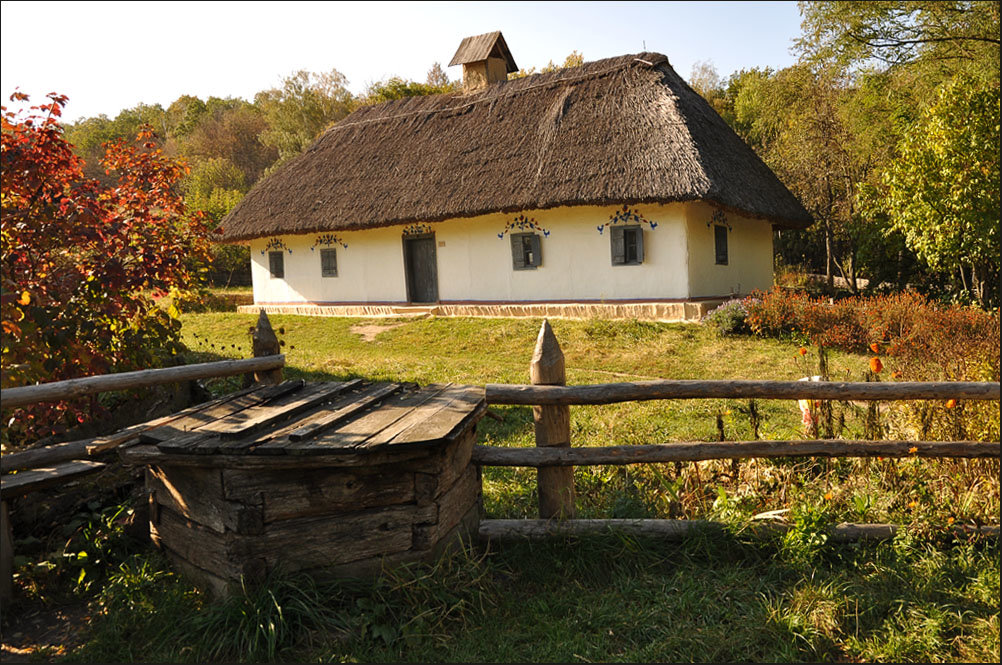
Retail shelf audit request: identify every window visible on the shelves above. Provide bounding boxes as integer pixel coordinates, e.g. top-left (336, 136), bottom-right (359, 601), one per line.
top-left (320, 248), bottom-right (338, 277)
top-left (268, 251), bottom-right (285, 278)
top-left (611, 225), bottom-right (644, 265)
top-left (510, 232), bottom-right (542, 270)
top-left (714, 225), bottom-right (728, 265)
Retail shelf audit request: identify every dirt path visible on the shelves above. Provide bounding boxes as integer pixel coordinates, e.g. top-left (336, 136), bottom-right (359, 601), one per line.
top-left (1, 600), bottom-right (91, 662)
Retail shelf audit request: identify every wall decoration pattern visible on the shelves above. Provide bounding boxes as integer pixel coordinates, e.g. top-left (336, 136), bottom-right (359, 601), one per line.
top-left (597, 205), bottom-right (658, 234)
top-left (497, 214), bottom-right (550, 239)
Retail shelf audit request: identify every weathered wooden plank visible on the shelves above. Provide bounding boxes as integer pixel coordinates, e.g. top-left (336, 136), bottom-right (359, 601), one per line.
top-left (413, 427), bottom-right (477, 503)
top-left (471, 440), bottom-right (1002, 467)
top-left (206, 382), bottom-right (351, 439)
top-left (428, 465), bottom-right (480, 545)
top-left (143, 380), bottom-right (304, 443)
top-left (147, 465), bottom-right (229, 534)
top-left (264, 382), bottom-right (404, 454)
top-left (357, 384), bottom-right (459, 448)
top-left (2, 386), bottom-right (261, 473)
top-left (222, 464), bottom-right (416, 523)
top-left (485, 380), bottom-right (1002, 405)
top-left (120, 443), bottom-right (436, 469)
top-left (1, 501), bottom-right (12, 603)
top-left (151, 505), bottom-right (240, 580)
top-left (297, 384), bottom-right (451, 453)
top-left (477, 519), bottom-right (1000, 542)
top-left (529, 320), bottom-right (574, 520)
top-left (1, 460), bottom-right (107, 499)
top-left (229, 504), bottom-right (436, 570)
top-left (383, 385), bottom-right (486, 446)
top-left (1, 355), bottom-right (286, 409)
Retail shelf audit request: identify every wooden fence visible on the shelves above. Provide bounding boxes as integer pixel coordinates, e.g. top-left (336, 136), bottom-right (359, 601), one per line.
top-left (0, 311), bottom-right (285, 601)
top-left (473, 320), bottom-right (1001, 539)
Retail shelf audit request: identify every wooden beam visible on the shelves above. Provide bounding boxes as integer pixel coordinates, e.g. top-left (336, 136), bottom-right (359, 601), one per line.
top-left (1, 460), bottom-right (107, 499)
top-left (477, 519), bottom-right (1000, 543)
top-left (1, 356), bottom-right (286, 409)
top-left (472, 440), bottom-right (1001, 467)
top-left (485, 380), bottom-right (1001, 406)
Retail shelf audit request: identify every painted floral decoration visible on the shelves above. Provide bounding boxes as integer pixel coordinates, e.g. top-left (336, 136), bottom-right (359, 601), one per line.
top-left (597, 205), bottom-right (658, 234)
top-left (261, 237), bottom-right (292, 255)
top-left (497, 214), bottom-right (550, 239)
top-left (707, 208), bottom-right (732, 231)
top-left (311, 233), bottom-right (348, 250)
top-left (403, 223), bottom-right (435, 236)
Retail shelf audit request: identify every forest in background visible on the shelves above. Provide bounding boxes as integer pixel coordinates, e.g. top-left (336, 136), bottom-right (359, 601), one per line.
top-left (59, 1), bottom-right (999, 305)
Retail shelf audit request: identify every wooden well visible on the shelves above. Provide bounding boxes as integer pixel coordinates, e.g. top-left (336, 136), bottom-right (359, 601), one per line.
top-left (120, 380), bottom-right (485, 596)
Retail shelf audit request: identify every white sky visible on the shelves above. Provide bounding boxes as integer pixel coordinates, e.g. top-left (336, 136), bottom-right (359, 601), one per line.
top-left (1, 0), bottom-right (804, 123)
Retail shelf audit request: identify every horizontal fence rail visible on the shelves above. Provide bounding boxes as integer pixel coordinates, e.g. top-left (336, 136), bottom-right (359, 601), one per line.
top-left (479, 519), bottom-right (1001, 543)
top-left (0, 355), bottom-right (286, 410)
top-left (472, 440), bottom-right (1002, 467)
top-left (485, 380), bottom-right (1002, 406)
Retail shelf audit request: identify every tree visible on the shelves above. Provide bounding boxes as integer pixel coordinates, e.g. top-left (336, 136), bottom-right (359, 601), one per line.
top-left (863, 74), bottom-right (1000, 305)
top-left (425, 62), bottom-right (451, 88)
top-left (1, 93), bottom-right (212, 443)
top-left (797, 0), bottom-right (1000, 73)
top-left (255, 69), bottom-right (354, 170)
top-left (362, 76), bottom-right (451, 104)
top-left (509, 51), bottom-right (585, 79)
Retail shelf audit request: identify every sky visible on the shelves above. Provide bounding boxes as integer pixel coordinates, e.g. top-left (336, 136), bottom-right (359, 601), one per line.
top-left (1, 1), bottom-right (805, 124)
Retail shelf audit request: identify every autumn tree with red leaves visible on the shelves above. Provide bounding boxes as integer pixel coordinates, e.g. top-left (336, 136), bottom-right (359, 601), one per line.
top-left (1, 93), bottom-right (212, 444)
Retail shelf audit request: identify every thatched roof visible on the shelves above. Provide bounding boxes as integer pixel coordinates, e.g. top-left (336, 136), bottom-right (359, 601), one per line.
top-left (448, 31), bottom-right (517, 73)
top-left (220, 52), bottom-right (811, 242)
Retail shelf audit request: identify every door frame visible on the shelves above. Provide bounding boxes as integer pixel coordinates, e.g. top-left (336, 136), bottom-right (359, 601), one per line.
top-left (401, 233), bottom-right (439, 303)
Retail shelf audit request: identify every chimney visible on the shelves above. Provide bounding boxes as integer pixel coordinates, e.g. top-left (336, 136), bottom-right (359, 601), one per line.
top-left (448, 31), bottom-right (518, 92)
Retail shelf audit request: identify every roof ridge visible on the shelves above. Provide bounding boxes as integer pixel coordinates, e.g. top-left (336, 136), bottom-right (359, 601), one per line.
top-left (328, 54), bottom-right (667, 134)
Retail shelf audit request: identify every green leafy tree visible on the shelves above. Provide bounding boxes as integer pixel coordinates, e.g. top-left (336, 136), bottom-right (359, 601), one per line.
top-left (863, 74), bottom-right (1000, 305)
top-left (509, 51), bottom-right (584, 79)
top-left (255, 69), bottom-right (354, 170)
top-left (797, 0), bottom-right (1000, 73)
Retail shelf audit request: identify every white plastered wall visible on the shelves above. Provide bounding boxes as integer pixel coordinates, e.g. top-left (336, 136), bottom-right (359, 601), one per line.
top-left (248, 202), bottom-right (774, 305)
top-left (684, 202), bottom-right (775, 298)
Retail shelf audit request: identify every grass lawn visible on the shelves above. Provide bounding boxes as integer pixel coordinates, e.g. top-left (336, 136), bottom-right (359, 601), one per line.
top-left (12, 313), bottom-right (998, 663)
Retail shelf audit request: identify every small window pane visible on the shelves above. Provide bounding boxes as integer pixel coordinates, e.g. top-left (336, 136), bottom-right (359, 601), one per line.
top-left (715, 225), bottom-right (728, 265)
top-left (269, 251), bottom-right (284, 278)
top-left (321, 248), bottom-right (338, 277)
top-left (511, 232), bottom-right (540, 270)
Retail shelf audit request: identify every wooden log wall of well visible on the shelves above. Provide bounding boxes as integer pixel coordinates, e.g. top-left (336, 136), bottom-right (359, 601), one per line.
top-left (120, 380), bottom-right (486, 596)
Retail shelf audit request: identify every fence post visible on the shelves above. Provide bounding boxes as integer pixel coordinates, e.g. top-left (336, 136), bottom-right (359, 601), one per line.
top-left (251, 310), bottom-right (283, 385)
top-left (531, 319), bottom-right (575, 519)
top-left (1, 500), bottom-right (12, 602)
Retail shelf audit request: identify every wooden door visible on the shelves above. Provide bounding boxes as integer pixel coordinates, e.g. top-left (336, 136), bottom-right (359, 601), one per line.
top-left (403, 234), bottom-right (438, 303)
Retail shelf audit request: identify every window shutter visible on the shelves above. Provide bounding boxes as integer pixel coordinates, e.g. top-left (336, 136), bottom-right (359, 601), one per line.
top-left (321, 248), bottom-right (337, 277)
top-left (269, 251), bottom-right (284, 278)
top-left (634, 228), bottom-right (644, 264)
top-left (715, 225), bottom-right (728, 264)
top-left (529, 234), bottom-right (542, 267)
top-left (611, 226), bottom-right (626, 264)
top-left (511, 234), bottom-right (526, 269)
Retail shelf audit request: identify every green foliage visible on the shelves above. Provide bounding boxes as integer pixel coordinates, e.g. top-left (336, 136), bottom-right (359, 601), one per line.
top-left (254, 69), bottom-right (354, 169)
top-left (796, 0), bottom-right (1001, 74)
top-left (509, 51), bottom-right (584, 79)
top-left (702, 298), bottom-right (750, 335)
top-left (862, 74), bottom-right (1000, 305)
top-left (362, 76), bottom-right (454, 104)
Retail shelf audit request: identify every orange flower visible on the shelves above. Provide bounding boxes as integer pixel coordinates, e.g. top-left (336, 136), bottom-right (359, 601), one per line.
top-left (798, 347), bottom-right (807, 356)
top-left (945, 399), bottom-right (957, 409)
top-left (870, 343), bottom-right (880, 354)
top-left (907, 500), bottom-right (918, 509)
top-left (869, 357), bottom-right (883, 373)
top-left (908, 446), bottom-right (918, 454)
top-left (824, 492), bottom-right (833, 501)
top-left (18, 291), bottom-right (30, 305)
top-left (891, 370), bottom-right (902, 379)
top-left (946, 516), bottom-right (955, 525)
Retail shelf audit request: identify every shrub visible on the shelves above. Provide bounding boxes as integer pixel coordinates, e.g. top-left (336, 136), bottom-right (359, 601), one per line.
top-left (703, 299), bottom-right (751, 335)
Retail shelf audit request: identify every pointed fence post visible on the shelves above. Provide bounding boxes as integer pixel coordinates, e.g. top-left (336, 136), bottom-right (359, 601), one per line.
top-left (251, 310), bottom-right (283, 385)
top-left (531, 320), bottom-right (576, 519)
